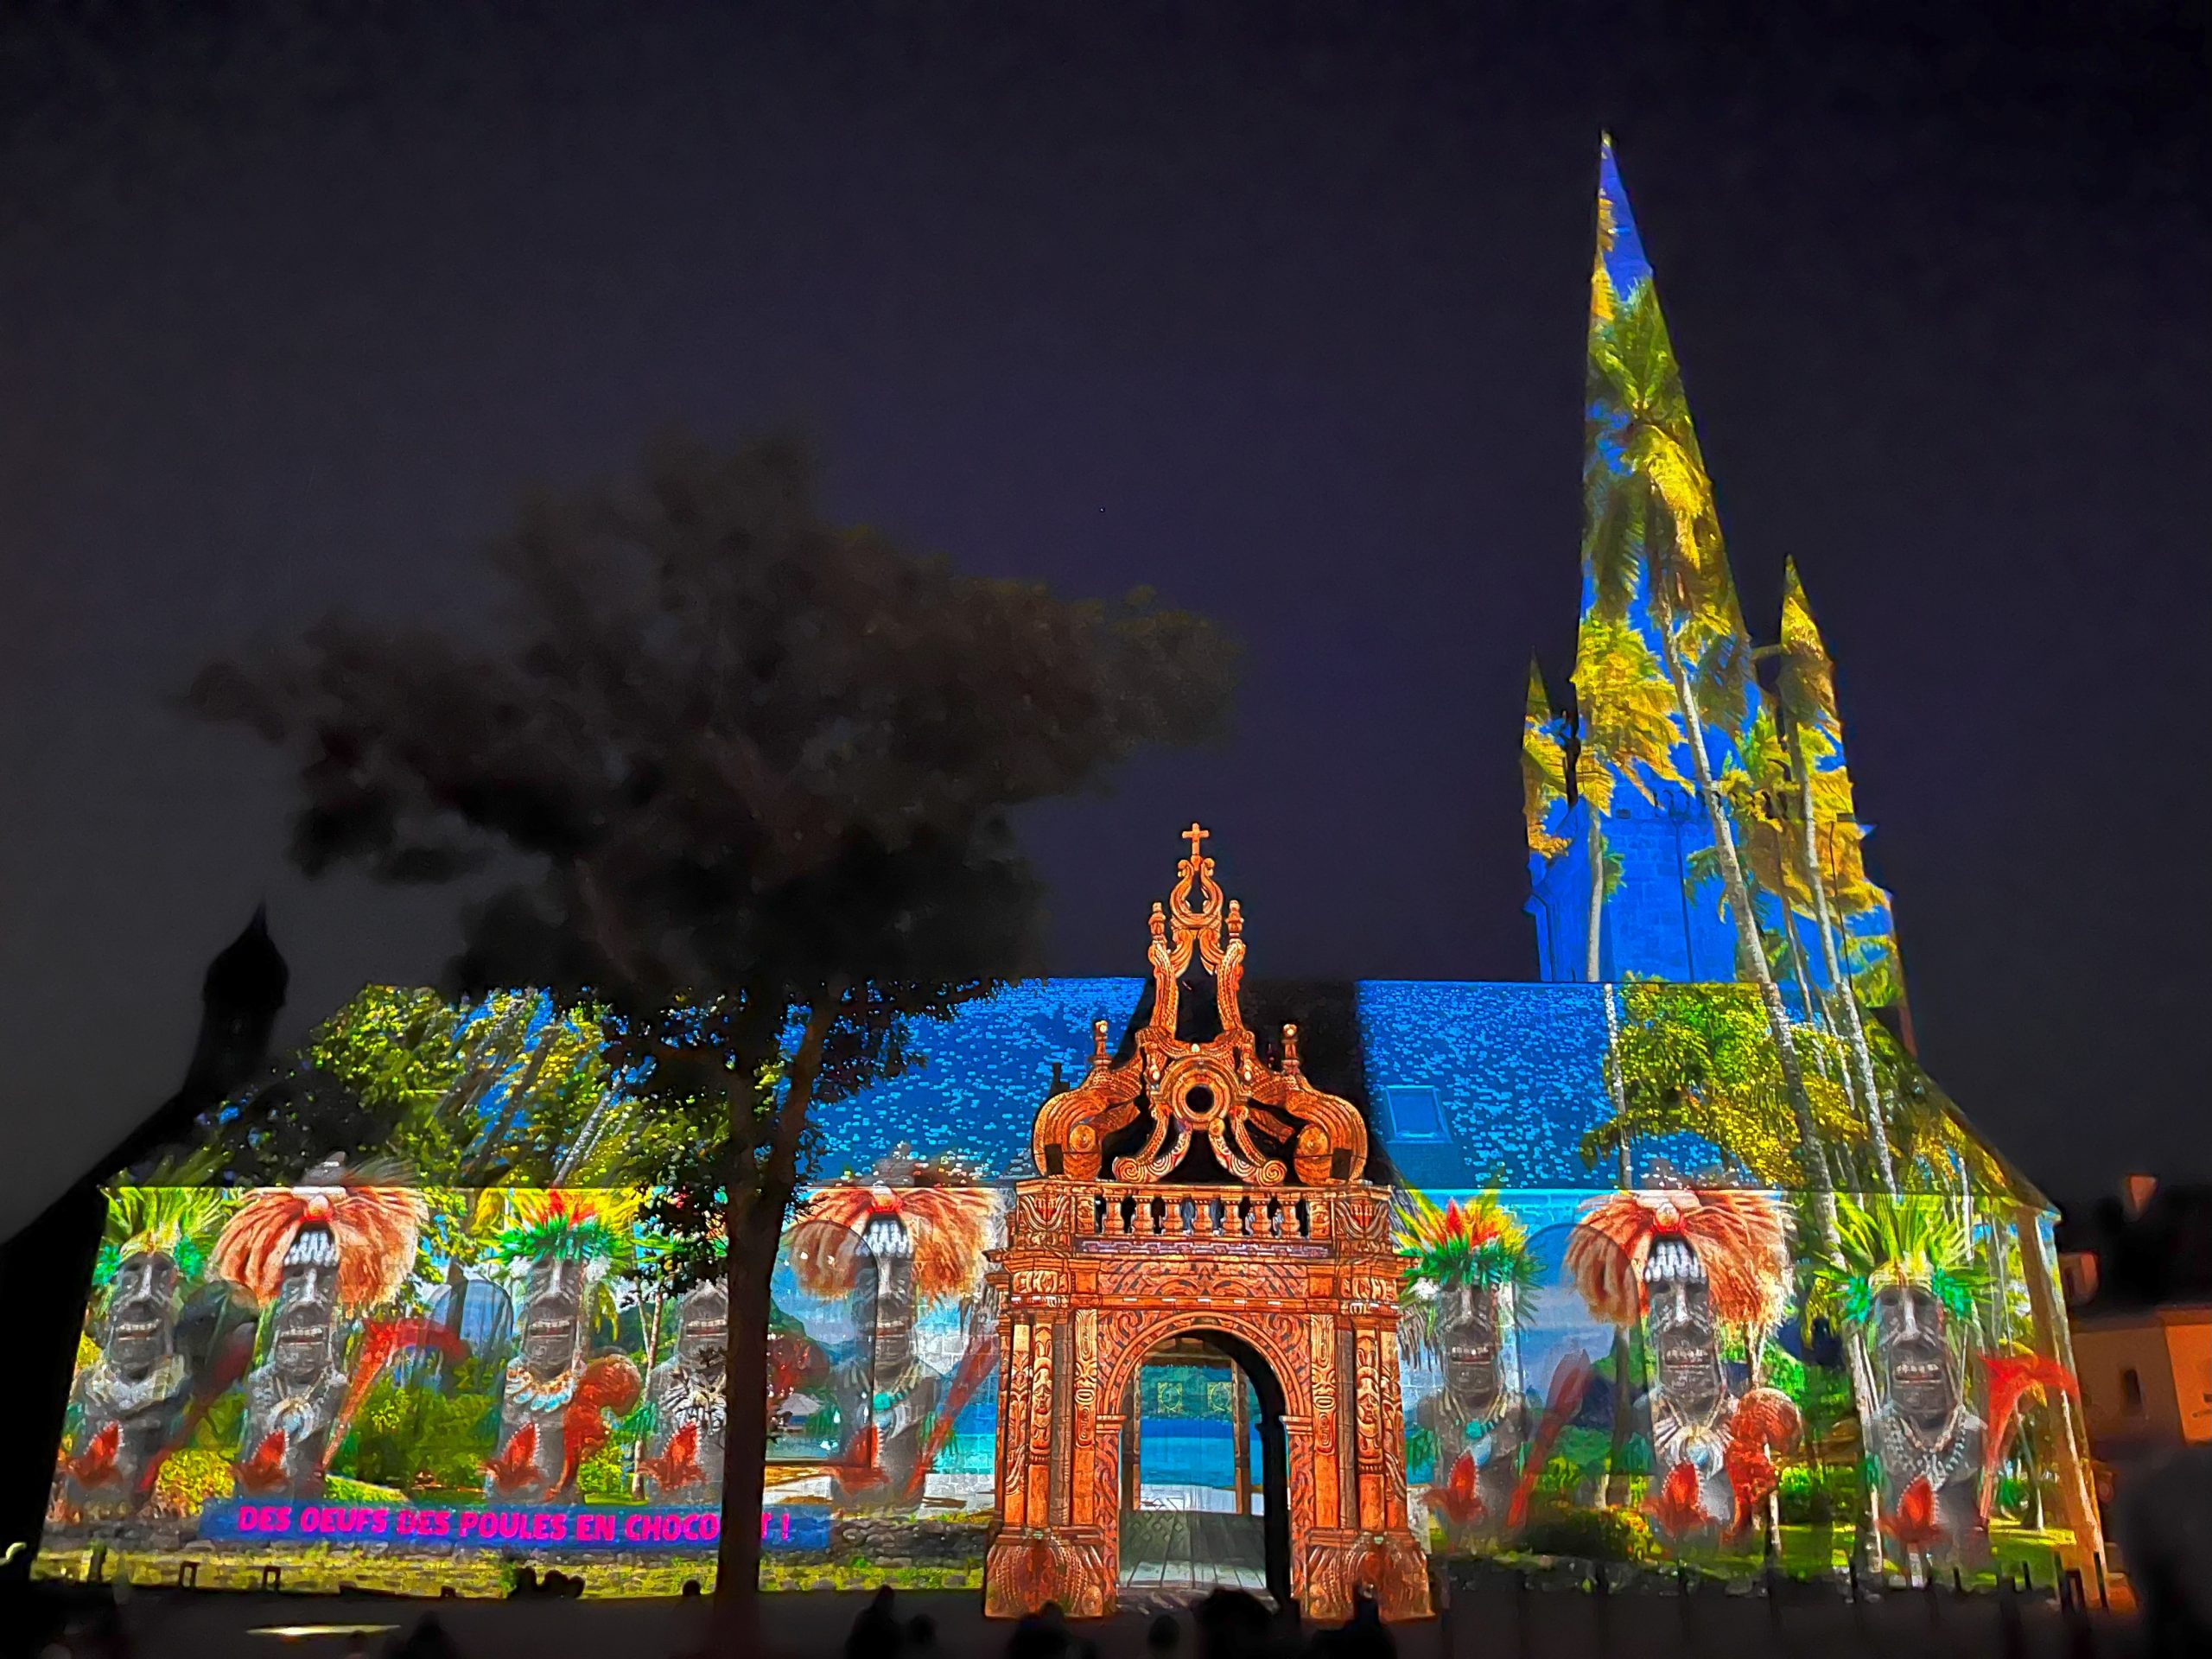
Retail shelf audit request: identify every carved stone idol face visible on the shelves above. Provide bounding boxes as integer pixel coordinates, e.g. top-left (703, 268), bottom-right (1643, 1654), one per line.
top-left (105, 1252), bottom-right (180, 1379)
top-left (863, 1214), bottom-right (918, 1376)
top-left (1435, 1280), bottom-right (1503, 1416)
top-left (270, 1229), bottom-right (340, 1386)
top-left (675, 1283), bottom-right (728, 1371)
top-left (521, 1257), bottom-right (587, 1381)
top-left (1644, 1238), bottom-right (1725, 1421)
top-left (1872, 1283), bottom-right (1959, 1433)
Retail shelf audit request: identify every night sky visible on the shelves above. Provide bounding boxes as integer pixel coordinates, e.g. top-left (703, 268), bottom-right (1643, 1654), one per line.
top-left (3, 3), bottom-right (2205, 1233)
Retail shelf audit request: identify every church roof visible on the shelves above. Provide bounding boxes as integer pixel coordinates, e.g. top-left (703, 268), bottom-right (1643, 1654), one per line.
top-left (804, 975), bottom-right (2033, 1202)
top-left (137, 967), bottom-right (2041, 1205)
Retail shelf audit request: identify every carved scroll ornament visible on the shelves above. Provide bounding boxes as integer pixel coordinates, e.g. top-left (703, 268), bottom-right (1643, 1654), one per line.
top-left (1029, 825), bottom-right (1368, 1186)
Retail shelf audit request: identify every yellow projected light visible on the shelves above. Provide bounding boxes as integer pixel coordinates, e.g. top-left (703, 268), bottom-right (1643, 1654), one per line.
top-left (248, 1625), bottom-right (398, 1642)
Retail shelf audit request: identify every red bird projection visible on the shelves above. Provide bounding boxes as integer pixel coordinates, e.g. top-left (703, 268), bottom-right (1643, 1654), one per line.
top-left (65, 1423), bottom-right (121, 1491)
top-left (1880, 1476), bottom-right (1947, 1558)
top-left (321, 1318), bottom-right (470, 1474)
top-left (640, 1423), bottom-right (705, 1493)
top-left (766, 1331), bottom-right (822, 1407)
top-left (1980, 1353), bottom-right (2078, 1521)
top-left (1504, 1352), bottom-right (1592, 1532)
top-left (1427, 1450), bottom-right (1485, 1531)
top-left (486, 1359), bottom-right (648, 1498)
top-left (235, 1429), bottom-right (291, 1495)
top-left (1722, 1386), bottom-right (1802, 1540)
top-left (555, 1357), bottom-right (645, 1495)
top-left (1645, 1462), bottom-right (1712, 1542)
top-left (823, 1423), bottom-right (887, 1497)
top-left (484, 1422), bottom-right (540, 1497)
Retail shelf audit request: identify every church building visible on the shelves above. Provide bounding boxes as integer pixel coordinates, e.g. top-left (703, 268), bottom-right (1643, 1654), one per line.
top-left (32, 140), bottom-right (2100, 1613)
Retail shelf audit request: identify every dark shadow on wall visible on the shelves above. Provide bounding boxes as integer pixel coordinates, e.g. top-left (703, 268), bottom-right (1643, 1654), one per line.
top-left (1099, 976), bottom-right (1393, 1186)
top-left (0, 911), bottom-right (287, 1559)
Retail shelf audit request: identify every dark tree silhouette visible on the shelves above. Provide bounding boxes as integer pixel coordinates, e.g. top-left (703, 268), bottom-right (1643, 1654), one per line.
top-left (187, 431), bottom-right (1236, 1630)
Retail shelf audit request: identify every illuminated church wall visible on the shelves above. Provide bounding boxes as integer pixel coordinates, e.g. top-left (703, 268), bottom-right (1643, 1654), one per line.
top-left (39, 976), bottom-right (2093, 1597)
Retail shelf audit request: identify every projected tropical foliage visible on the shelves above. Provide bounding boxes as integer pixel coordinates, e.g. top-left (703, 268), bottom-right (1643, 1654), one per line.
top-left (41, 967), bottom-right (2090, 1597)
top-left (48, 1170), bottom-right (1006, 1595)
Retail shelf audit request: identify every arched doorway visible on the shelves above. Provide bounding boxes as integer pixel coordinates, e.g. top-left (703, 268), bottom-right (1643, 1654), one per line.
top-left (1118, 1331), bottom-right (1292, 1608)
top-left (982, 828), bottom-right (1429, 1622)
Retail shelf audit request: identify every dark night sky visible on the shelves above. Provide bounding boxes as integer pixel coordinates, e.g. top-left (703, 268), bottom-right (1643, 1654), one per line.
top-left (3, 3), bottom-right (2206, 1234)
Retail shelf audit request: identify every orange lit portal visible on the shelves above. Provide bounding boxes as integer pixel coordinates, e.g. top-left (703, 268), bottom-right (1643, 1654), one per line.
top-left (986, 829), bottom-right (1429, 1621)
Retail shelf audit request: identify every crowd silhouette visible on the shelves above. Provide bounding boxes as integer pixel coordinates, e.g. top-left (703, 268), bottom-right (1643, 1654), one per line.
top-left (836, 1586), bottom-right (1394, 1659)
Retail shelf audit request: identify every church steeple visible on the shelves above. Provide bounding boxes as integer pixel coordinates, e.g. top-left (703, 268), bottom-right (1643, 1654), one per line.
top-left (1774, 560), bottom-right (1909, 1020)
top-left (180, 904), bottom-right (289, 1102)
top-left (1529, 136), bottom-right (1761, 985)
top-left (1528, 138), bottom-right (1908, 1023)
top-left (1521, 659), bottom-right (1571, 861)
top-left (1580, 133), bottom-right (1760, 750)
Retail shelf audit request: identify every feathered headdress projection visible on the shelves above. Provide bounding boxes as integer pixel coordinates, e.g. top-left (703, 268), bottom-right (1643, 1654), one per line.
top-left (1566, 1184), bottom-right (1792, 1336)
top-left (788, 1165), bottom-right (996, 1308)
top-left (210, 1160), bottom-right (428, 1313)
top-left (1810, 1195), bottom-right (1990, 1332)
top-left (94, 1188), bottom-right (232, 1293)
top-left (1395, 1190), bottom-right (1539, 1354)
top-left (490, 1190), bottom-right (642, 1277)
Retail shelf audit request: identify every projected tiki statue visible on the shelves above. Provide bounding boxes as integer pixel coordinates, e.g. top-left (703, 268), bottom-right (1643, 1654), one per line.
top-left (1567, 1179), bottom-right (1802, 1543)
top-left (486, 1192), bottom-right (642, 1503)
top-left (790, 1160), bottom-right (994, 1511)
top-left (641, 1281), bottom-right (728, 1500)
top-left (1813, 1197), bottom-right (2054, 1574)
top-left (1397, 1191), bottom-right (1537, 1543)
top-left (57, 1193), bottom-right (225, 1520)
top-left (211, 1159), bottom-right (428, 1499)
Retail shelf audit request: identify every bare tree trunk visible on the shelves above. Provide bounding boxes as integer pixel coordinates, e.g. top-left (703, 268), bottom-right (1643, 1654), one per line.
top-left (1779, 906), bottom-right (1823, 1033)
top-left (439, 1258), bottom-right (468, 1397)
top-left (554, 1095), bottom-right (628, 1185)
top-left (1586, 810), bottom-right (1607, 984)
top-left (1659, 624), bottom-right (1836, 1248)
top-left (714, 1184), bottom-right (785, 1648)
top-left (632, 1287), bottom-right (667, 1497)
top-left (1783, 718), bottom-right (1897, 1197)
top-left (460, 1010), bottom-right (564, 1184)
top-left (713, 984), bottom-right (847, 1651)
top-left (1601, 987), bottom-right (1637, 1506)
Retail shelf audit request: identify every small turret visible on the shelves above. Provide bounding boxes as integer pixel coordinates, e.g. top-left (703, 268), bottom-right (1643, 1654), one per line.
top-left (177, 906), bottom-right (289, 1106)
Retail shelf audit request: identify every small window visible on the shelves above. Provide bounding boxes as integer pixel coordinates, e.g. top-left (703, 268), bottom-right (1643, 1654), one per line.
top-left (2120, 1367), bottom-right (2144, 1414)
top-left (1379, 1084), bottom-right (1448, 1142)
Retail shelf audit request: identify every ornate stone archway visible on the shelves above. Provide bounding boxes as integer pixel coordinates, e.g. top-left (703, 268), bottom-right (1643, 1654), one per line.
top-left (982, 828), bottom-right (1428, 1622)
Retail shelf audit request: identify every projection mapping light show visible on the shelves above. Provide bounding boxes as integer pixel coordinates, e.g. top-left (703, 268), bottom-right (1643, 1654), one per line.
top-left (48, 1173), bottom-right (1014, 1595)
top-left (35, 138), bottom-right (2102, 1608)
top-left (41, 963), bottom-right (2094, 1601)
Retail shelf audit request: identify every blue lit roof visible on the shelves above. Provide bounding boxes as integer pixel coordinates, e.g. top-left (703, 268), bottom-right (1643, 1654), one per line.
top-left (812, 976), bottom-right (1724, 1189)
top-left (814, 976), bottom-right (1146, 1180)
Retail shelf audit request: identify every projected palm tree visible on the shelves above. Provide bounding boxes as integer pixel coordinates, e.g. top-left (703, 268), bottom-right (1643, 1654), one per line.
top-left (1774, 562), bottom-right (1900, 1195)
top-left (1520, 661), bottom-right (1573, 864)
top-left (1568, 613), bottom-right (1687, 982)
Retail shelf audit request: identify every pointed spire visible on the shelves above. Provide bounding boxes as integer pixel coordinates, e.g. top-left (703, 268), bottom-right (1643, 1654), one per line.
top-left (1773, 559), bottom-right (1907, 1007)
top-left (1777, 558), bottom-right (1839, 738)
top-left (1521, 659), bottom-right (1571, 859)
top-left (1524, 657), bottom-right (1554, 722)
top-left (1580, 134), bottom-right (1758, 771)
